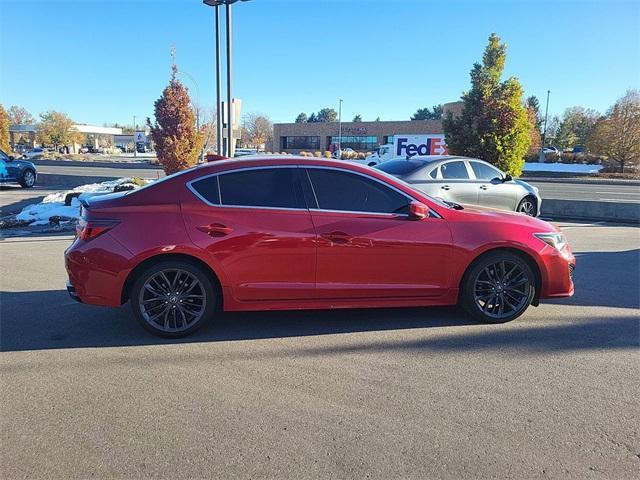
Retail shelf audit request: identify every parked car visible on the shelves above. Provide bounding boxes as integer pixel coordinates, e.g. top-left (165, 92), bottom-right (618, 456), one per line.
top-left (0, 149), bottom-right (37, 188)
top-left (65, 156), bottom-right (574, 338)
top-left (376, 156), bottom-right (542, 216)
top-left (22, 147), bottom-right (45, 159)
top-left (542, 146), bottom-right (560, 155)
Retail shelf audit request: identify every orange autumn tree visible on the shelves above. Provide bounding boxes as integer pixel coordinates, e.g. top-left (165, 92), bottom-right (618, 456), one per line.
top-left (149, 65), bottom-right (202, 175)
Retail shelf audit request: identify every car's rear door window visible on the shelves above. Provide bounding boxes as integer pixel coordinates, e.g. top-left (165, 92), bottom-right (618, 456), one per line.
top-left (440, 161), bottom-right (470, 179)
top-left (190, 176), bottom-right (221, 205)
top-left (306, 168), bottom-right (410, 215)
top-left (218, 167), bottom-right (305, 209)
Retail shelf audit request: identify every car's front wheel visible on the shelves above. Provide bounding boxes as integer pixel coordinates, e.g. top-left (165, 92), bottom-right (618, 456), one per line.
top-left (130, 260), bottom-right (217, 337)
top-left (19, 169), bottom-right (36, 188)
top-left (517, 196), bottom-right (537, 216)
top-left (461, 252), bottom-right (536, 324)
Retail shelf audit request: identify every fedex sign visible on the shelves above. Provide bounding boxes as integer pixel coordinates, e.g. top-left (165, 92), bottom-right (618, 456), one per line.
top-left (394, 135), bottom-right (448, 158)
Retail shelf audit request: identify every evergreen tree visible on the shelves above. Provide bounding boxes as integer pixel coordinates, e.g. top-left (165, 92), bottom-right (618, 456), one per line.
top-left (443, 33), bottom-right (532, 176)
top-left (411, 105), bottom-right (443, 120)
top-left (353, 114), bottom-right (362, 122)
top-left (316, 108), bottom-right (338, 123)
top-left (308, 113), bottom-right (317, 123)
top-left (149, 65), bottom-right (203, 175)
top-left (295, 112), bottom-right (308, 123)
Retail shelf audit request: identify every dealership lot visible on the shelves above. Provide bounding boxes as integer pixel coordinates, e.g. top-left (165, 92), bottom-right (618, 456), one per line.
top-left (1, 221), bottom-right (638, 479)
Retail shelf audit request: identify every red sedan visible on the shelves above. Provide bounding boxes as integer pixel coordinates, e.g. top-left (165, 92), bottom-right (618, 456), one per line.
top-left (65, 157), bottom-right (575, 337)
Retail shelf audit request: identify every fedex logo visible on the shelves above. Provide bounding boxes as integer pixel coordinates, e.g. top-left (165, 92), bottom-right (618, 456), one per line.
top-left (395, 135), bottom-right (448, 157)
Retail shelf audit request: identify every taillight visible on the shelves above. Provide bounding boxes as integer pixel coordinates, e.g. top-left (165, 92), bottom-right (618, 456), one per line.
top-left (75, 218), bottom-right (119, 241)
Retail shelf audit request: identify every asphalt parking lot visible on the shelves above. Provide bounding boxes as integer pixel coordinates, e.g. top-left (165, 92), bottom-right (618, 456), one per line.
top-left (1, 221), bottom-right (639, 479)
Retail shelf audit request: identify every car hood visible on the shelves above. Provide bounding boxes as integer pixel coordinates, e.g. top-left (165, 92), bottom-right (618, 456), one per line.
top-left (451, 204), bottom-right (558, 232)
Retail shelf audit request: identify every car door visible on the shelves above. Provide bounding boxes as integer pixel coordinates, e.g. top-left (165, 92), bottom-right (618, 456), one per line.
top-left (468, 160), bottom-right (519, 211)
top-left (303, 166), bottom-right (452, 299)
top-left (0, 150), bottom-right (18, 181)
top-left (437, 160), bottom-right (478, 205)
top-left (182, 166), bottom-right (317, 302)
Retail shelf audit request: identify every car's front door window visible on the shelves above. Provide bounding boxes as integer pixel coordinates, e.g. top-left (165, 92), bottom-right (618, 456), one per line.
top-left (306, 168), bottom-right (410, 215)
top-left (470, 161), bottom-right (502, 181)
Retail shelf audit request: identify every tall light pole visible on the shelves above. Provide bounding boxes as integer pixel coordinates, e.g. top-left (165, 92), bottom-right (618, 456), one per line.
top-left (203, 0), bottom-right (252, 158)
top-left (539, 90), bottom-right (551, 163)
top-left (337, 98), bottom-right (343, 155)
top-left (133, 115), bottom-right (137, 158)
top-left (215, 6), bottom-right (222, 155)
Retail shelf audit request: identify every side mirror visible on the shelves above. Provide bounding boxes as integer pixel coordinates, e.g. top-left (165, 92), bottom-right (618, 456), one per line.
top-left (503, 174), bottom-right (513, 182)
top-left (408, 201), bottom-right (428, 220)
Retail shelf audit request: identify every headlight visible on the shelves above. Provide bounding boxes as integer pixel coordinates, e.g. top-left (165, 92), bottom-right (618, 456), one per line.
top-left (534, 232), bottom-right (566, 251)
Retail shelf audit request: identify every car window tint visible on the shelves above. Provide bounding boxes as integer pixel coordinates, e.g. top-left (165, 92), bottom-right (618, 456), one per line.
top-left (429, 168), bottom-right (438, 179)
top-left (470, 161), bottom-right (502, 181)
top-left (375, 159), bottom-right (426, 175)
top-left (307, 168), bottom-right (410, 214)
top-left (218, 168), bottom-right (304, 209)
top-left (191, 176), bottom-right (220, 205)
top-left (441, 161), bottom-right (469, 179)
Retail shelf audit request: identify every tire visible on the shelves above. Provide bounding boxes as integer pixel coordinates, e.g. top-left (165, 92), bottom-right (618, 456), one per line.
top-left (460, 252), bottom-right (536, 324)
top-left (516, 196), bottom-right (537, 216)
top-left (130, 260), bottom-right (217, 338)
top-left (19, 169), bottom-right (36, 188)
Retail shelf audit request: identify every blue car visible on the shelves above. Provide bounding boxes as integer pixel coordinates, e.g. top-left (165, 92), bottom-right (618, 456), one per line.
top-left (0, 149), bottom-right (37, 188)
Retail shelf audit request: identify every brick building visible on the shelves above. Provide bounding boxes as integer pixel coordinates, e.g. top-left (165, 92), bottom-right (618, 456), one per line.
top-left (272, 101), bottom-right (462, 154)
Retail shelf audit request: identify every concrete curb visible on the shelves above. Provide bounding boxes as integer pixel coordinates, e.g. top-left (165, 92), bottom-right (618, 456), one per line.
top-left (523, 176), bottom-right (640, 186)
top-left (36, 173), bottom-right (119, 188)
top-left (541, 199), bottom-right (640, 224)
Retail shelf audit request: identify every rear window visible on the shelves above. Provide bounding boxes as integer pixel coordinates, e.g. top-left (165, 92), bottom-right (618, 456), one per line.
top-left (375, 159), bottom-right (426, 175)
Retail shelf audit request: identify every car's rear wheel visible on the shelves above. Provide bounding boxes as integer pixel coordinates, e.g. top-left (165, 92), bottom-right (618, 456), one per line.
top-left (461, 252), bottom-right (535, 324)
top-left (19, 169), bottom-right (36, 188)
top-left (130, 260), bottom-right (216, 338)
top-left (517, 196), bottom-right (537, 216)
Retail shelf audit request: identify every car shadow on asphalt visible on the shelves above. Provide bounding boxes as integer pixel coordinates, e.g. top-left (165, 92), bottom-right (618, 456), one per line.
top-left (548, 249), bottom-right (640, 309)
top-left (0, 290), bottom-right (476, 352)
top-left (1, 289), bottom-right (638, 354)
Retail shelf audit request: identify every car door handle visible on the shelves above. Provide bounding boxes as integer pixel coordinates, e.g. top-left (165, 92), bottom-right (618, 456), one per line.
top-left (197, 223), bottom-right (233, 237)
top-left (479, 185), bottom-right (488, 190)
top-left (441, 185), bottom-right (451, 191)
top-left (321, 231), bottom-right (351, 244)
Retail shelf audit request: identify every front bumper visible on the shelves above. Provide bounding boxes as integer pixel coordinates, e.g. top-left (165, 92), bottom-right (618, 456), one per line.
top-left (66, 281), bottom-right (82, 303)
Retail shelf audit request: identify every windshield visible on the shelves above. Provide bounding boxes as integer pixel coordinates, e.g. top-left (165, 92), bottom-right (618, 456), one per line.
top-left (375, 159), bottom-right (427, 175)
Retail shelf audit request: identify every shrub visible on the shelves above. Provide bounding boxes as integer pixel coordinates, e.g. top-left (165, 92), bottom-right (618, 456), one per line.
top-left (314, 151), bottom-right (322, 158)
top-left (323, 151), bottom-right (331, 159)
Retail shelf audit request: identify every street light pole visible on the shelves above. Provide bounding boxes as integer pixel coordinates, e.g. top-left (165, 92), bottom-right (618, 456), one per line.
top-left (215, 5), bottom-right (222, 156)
top-left (133, 115), bottom-right (137, 158)
top-left (204, 0), bottom-right (251, 158)
top-left (539, 90), bottom-right (551, 163)
top-left (337, 98), bottom-right (343, 156)
top-left (225, 1), bottom-right (234, 158)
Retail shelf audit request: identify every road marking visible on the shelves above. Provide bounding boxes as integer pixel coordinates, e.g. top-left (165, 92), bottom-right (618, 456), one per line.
top-left (594, 191), bottom-right (640, 196)
top-left (599, 198), bottom-right (640, 203)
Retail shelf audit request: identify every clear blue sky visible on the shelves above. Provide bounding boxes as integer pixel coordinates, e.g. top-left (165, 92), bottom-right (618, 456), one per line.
top-left (1, 0), bottom-right (638, 126)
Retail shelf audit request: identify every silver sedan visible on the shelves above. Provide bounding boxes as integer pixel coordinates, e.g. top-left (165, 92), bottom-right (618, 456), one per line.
top-left (376, 155), bottom-right (541, 216)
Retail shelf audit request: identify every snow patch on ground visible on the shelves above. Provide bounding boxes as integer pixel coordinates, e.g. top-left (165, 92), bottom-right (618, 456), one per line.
top-left (523, 162), bottom-right (603, 174)
top-left (15, 178), bottom-right (150, 225)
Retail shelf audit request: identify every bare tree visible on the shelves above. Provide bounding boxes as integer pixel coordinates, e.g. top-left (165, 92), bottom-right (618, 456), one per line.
top-left (242, 113), bottom-right (272, 150)
top-left (588, 90), bottom-right (640, 173)
top-left (8, 105), bottom-right (35, 125)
